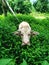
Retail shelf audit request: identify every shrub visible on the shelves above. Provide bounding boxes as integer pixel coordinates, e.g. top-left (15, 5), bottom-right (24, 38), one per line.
top-left (8, 0), bottom-right (32, 14)
top-left (0, 14), bottom-right (49, 65)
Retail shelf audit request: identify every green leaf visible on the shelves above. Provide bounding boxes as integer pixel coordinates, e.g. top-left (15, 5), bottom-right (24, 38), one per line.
top-left (20, 59), bottom-right (28, 65)
top-left (0, 58), bottom-right (15, 65)
top-left (42, 60), bottom-right (49, 65)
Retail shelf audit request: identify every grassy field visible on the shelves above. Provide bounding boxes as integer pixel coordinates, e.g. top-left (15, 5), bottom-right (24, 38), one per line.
top-left (0, 12), bottom-right (49, 65)
top-left (30, 12), bottom-right (49, 19)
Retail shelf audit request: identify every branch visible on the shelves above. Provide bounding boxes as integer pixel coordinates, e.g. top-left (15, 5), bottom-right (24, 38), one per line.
top-left (5, 0), bottom-right (16, 16)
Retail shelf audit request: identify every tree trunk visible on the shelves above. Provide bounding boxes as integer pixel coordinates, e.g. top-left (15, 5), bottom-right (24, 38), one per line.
top-left (2, 0), bottom-right (7, 16)
top-left (1, 0), bottom-right (19, 21)
top-left (5, 0), bottom-right (15, 16)
top-left (2, 0), bottom-right (16, 16)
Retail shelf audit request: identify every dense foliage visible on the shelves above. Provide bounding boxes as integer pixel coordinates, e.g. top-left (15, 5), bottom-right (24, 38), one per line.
top-left (0, 13), bottom-right (49, 65)
top-left (33, 0), bottom-right (49, 12)
top-left (8, 0), bottom-right (32, 14)
top-left (0, 0), bottom-right (49, 14)
top-left (0, 0), bottom-right (33, 14)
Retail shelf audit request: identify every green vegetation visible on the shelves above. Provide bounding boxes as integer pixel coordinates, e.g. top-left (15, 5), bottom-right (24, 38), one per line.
top-left (8, 0), bottom-right (32, 14)
top-left (0, 58), bottom-right (15, 65)
top-left (0, 0), bottom-right (33, 14)
top-left (0, 0), bottom-right (49, 15)
top-left (0, 0), bottom-right (49, 65)
top-left (0, 13), bottom-right (49, 65)
top-left (33, 0), bottom-right (49, 12)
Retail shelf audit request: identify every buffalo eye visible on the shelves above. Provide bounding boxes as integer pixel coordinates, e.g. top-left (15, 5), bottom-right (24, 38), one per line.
top-left (21, 33), bottom-right (23, 36)
top-left (28, 33), bottom-right (31, 36)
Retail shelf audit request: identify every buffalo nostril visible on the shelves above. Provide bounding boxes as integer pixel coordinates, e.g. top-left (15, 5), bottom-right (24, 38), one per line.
top-left (23, 41), bottom-right (29, 44)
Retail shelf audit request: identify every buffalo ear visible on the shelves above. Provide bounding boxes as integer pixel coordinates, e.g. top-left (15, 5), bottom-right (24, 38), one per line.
top-left (31, 30), bottom-right (39, 35)
top-left (13, 30), bottom-right (21, 35)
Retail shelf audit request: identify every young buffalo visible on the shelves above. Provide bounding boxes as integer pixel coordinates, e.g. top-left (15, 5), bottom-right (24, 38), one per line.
top-left (14, 21), bottom-right (39, 45)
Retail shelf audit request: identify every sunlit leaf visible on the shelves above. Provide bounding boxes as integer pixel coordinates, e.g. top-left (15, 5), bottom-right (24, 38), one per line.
top-left (41, 60), bottom-right (49, 65)
top-left (20, 59), bottom-right (28, 65)
top-left (0, 58), bottom-right (15, 65)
